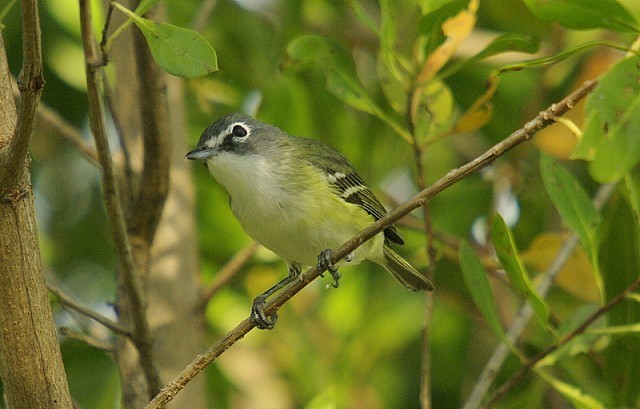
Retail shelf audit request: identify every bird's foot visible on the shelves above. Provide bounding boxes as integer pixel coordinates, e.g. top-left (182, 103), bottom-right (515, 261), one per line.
top-left (318, 249), bottom-right (341, 288)
top-left (251, 295), bottom-right (277, 330)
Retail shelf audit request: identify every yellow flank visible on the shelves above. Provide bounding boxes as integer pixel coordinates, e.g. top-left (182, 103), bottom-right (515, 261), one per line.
top-left (218, 158), bottom-right (381, 267)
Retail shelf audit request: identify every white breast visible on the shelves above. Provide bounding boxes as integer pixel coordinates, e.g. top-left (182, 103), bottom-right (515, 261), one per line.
top-left (205, 153), bottom-right (379, 267)
top-left (206, 154), bottom-right (312, 263)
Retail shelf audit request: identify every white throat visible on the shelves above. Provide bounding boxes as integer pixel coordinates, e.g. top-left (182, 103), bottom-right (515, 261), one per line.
top-left (207, 153), bottom-right (285, 206)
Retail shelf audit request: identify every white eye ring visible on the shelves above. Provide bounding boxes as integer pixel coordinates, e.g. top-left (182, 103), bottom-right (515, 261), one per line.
top-left (231, 123), bottom-right (249, 138)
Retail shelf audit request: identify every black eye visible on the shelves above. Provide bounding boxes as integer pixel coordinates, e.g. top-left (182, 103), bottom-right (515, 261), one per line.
top-left (232, 125), bottom-right (248, 137)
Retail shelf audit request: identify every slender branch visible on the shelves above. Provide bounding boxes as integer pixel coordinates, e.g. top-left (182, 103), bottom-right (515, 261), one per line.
top-left (36, 100), bottom-right (99, 165)
top-left (462, 182), bottom-right (617, 409)
top-left (78, 0), bottom-right (161, 398)
top-left (197, 242), bottom-right (259, 312)
top-left (407, 84), bottom-right (437, 409)
top-left (483, 266), bottom-right (640, 408)
top-left (99, 3), bottom-right (115, 58)
top-left (190, 0), bottom-right (218, 32)
top-left (48, 282), bottom-right (131, 337)
top-left (0, 0), bottom-right (43, 192)
top-left (102, 80), bottom-right (135, 210)
top-left (11, 76), bottom-right (99, 166)
top-left (145, 79), bottom-right (599, 408)
top-left (59, 327), bottom-right (114, 352)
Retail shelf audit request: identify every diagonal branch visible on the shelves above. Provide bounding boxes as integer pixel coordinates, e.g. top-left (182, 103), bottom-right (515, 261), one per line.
top-left (11, 75), bottom-right (99, 166)
top-left (35, 99), bottom-right (99, 165)
top-left (78, 0), bottom-right (161, 398)
top-left (197, 241), bottom-right (259, 312)
top-left (12, 74), bottom-right (100, 166)
top-left (145, 79), bottom-right (599, 408)
top-left (462, 182), bottom-right (617, 409)
top-left (48, 282), bottom-right (131, 337)
top-left (482, 265), bottom-right (640, 409)
top-left (59, 327), bottom-right (114, 352)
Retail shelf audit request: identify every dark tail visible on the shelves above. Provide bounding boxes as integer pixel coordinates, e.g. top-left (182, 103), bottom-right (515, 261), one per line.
top-left (380, 245), bottom-right (434, 292)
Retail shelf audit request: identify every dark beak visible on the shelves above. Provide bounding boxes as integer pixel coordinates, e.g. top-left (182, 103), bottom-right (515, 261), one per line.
top-left (185, 147), bottom-right (216, 160)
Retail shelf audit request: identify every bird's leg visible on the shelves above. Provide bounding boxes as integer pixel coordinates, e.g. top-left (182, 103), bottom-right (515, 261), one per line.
top-left (251, 263), bottom-right (301, 330)
top-left (318, 249), bottom-right (341, 288)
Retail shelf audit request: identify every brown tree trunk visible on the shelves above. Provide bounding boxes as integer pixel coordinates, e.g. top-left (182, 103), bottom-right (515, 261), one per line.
top-left (0, 30), bottom-right (73, 409)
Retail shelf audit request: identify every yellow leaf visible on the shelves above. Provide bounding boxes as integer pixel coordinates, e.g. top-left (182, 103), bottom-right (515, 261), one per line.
top-left (453, 101), bottom-right (493, 133)
top-left (536, 47), bottom-right (619, 159)
top-left (416, 0), bottom-right (478, 84)
top-left (452, 74), bottom-right (498, 134)
top-left (521, 233), bottom-right (599, 302)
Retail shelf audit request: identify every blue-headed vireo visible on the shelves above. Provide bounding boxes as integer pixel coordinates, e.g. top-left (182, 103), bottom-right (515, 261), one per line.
top-left (187, 113), bottom-right (433, 329)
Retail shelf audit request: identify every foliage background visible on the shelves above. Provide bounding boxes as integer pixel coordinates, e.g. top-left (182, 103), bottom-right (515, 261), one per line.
top-left (2, 0), bottom-right (640, 408)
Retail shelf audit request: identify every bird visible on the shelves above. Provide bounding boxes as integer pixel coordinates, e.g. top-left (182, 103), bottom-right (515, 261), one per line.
top-left (186, 113), bottom-right (433, 329)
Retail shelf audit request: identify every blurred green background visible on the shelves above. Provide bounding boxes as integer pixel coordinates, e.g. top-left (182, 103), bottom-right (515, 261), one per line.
top-left (3, 0), bottom-right (640, 408)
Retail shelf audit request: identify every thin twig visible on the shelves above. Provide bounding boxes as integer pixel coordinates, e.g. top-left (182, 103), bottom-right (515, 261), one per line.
top-left (11, 75), bottom-right (99, 166)
top-left (483, 266), bottom-right (640, 408)
top-left (38, 103), bottom-right (99, 165)
top-left (102, 79), bottom-right (135, 211)
top-left (78, 0), bottom-right (162, 398)
top-left (145, 79), bottom-right (598, 409)
top-left (59, 327), bottom-right (114, 352)
top-left (99, 2), bottom-right (114, 59)
top-left (462, 182), bottom-right (617, 409)
top-left (407, 86), bottom-right (437, 409)
top-left (48, 282), bottom-right (131, 337)
top-left (190, 0), bottom-right (218, 32)
top-left (197, 241), bottom-right (259, 312)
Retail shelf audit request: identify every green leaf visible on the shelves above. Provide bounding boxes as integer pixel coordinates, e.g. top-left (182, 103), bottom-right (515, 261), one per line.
top-left (417, 0), bottom-right (469, 57)
top-left (352, 0), bottom-right (410, 86)
top-left (379, 0), bottom-right (409, 84)
top-left (133, 0), bottom-right (160, 15)
top-left (285, 35), bottom-right (411, 142)
top-left (0, 0), bottom-right (18, 26)
top-left (573, 56), bottom-right (640, 182)
top-left (539, 154), bottom-right (601, 256)
top-left (599, 196), bottom-right (640, 406)
top-left (440, 33), bottom-right (540, 80)
top-left (459, 241), bottom-right (505, 340)
top-left (414, 80), bottom-right (454, 144)
top-left (625, 167), bottom-right (640, 225)
top-left (536, 370), bottom-right (606, 409)
top-left (304, 388), bottom-right (336, 409)
top-left (540, 153), bottom-right (603, 299)
top-left (112, 3), bottom-right (218, 78)
top-left (491, 214), bottom-right (549, 326)
top-left (349, 1), bottom-right (379, 36)
top-left (285, 35), bottom-right (377, 115)
top-left (523, 0), bottom-right (639, 32)
top-left (588, 323), bottom-right (640, 335)
top-left (497, 40), bottom-right (629, 74)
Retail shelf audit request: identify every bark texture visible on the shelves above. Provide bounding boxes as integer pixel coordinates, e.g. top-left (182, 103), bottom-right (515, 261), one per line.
top-left (0, 30), bottom-right (73, 409)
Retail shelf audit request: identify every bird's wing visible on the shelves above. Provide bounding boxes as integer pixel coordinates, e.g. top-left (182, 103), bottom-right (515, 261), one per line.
top-left (302, 139), bottom-right (405, 245)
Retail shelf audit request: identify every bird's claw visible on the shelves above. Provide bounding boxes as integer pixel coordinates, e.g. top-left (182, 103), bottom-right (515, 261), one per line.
top-left (251, 295), bottom-right (277, 330)
top-left (318, 249), bottom-right (341, 288)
